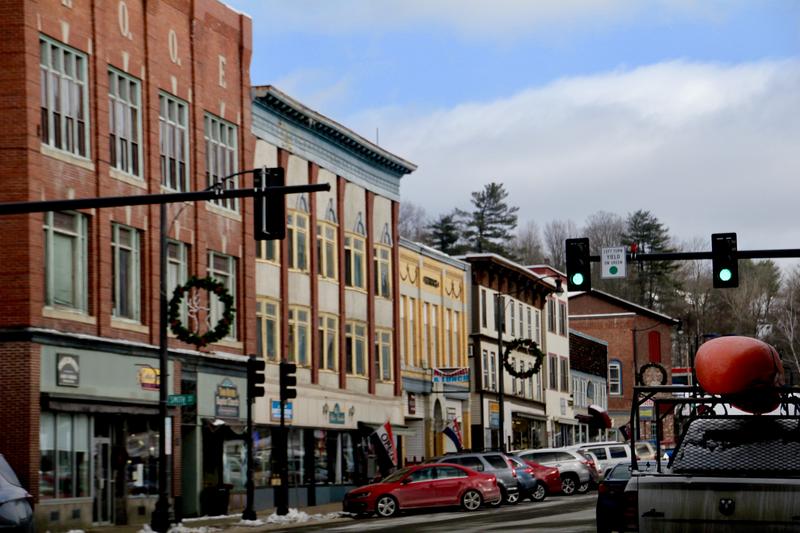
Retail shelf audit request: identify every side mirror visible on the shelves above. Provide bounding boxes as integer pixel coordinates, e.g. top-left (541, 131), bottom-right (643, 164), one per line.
top-left (401, 477), bottom-right (411, 485)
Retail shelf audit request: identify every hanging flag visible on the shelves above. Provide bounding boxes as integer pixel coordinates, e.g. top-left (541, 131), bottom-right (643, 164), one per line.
top-left (443, 418), bottom-right (464, 452)
top-left (370, 420), bottom-right (398, 467)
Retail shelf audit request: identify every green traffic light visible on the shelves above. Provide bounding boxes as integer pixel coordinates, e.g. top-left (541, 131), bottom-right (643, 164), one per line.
top-left (571, 272), bottom-right (585, 286)
top-left (718, 268), bottom-right (732, 282)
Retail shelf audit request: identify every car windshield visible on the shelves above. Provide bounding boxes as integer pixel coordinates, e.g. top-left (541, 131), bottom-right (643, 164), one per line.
top-left (381, 467), bottom-right (411, 484)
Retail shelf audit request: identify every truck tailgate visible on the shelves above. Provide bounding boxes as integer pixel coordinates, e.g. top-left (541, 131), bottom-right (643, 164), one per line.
top-left (637, 475), bottom-right (800, 532)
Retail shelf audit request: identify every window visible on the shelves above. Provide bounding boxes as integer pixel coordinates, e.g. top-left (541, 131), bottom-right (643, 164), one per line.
top-left (166, 240), bottom-right (189, 328)
top-left (481, 289), bottom-right (487, 328)
top-left (453, 311), bottom-right (461, 364)
top-left (490, 352), bottom-right (497, 391)
top-left (547, 299), bottom-right (556, 332)
top-left (346, 322), bottom-right (367, 376)
top-left (204, 113), bottom-right (238, 211)
top-left (111, 224), bottom-right (141, 321)
top-left (528, 363), bottom-right (535, 398)
top-left (44, 211), bottom-right (88, 311)
top-left (443, 310), bottom-right (451, 367)
top-left (108, 69), bottom-right (141, 176)
top-left (482, 350), bottom-right (489, 390)
top-left (510, 302), bottom-right (515, 336)
top-left (609, 446), bottom-right (628, 459)
top-left (535, 309), bottom-right (541, 344)
top-left (39, 412), bottom-right (90, 499)
top-left (422, 303), bottom-right (429, 367)
top-left (288, 212), bottom-right (309, 271)
top-left (374, 245), bottom-right (391, 297)
top-left (159, 93), bottom-right (189, 191)
top-left (560, 357), bottom-right (569, 392)
top-left (431, 305), bottom-right (439, 367)
top-left (257, 299), bottom-right (280, 361)
top-left (549, 354), bottom-right (558, 390)
top-left (558, 302), bottom-right (567, 335)
top-left (609, 361), bottom-right (622, 395)
top-left (518, 303), bottom-right (523, 339)
top-left (375, 329), bottom-right (392, 382)
top-left (511, 358), bottom-right (517, 394)
top-left (256, 240), bottom-right (279, 263)
top-left (408, 467), bottom-right (435, 482)
top-left (317, 223), bottom-right (337, 279)
top-left (484, 455), bottom-right (508, 470)
top-left (318, 314), bottom-right (338, 371)
top-left (586, 381), bottom-right (595, 403)
top-left (39, 36), bottom-right (89, 157)
top-left (527, 307), bottom-right (532, 339)
top-left (208, 251), bottom-right (237, 340)
top-left (344, 235), bottom-right (365, 289)
top-left (436, 466), bottom-right (468, 479)
top-left (288, 307), bottom-right (310, 366)
top-left (459, 456), bottom-right (484, 472)
top-left (407, 297), bottom-right (417, 366)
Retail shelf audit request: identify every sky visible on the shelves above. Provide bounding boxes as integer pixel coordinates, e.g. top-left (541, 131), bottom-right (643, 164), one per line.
top-left (226, 0), bottom-right (800, 262)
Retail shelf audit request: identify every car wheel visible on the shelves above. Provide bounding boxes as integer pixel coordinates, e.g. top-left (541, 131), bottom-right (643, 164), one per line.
top-left (504, 490), bottom-right (520, 505)
top-left (530, 483), bottom-right (547, 502)
top-left (577, 481), bottom-right (590, 494)
top-left (375, 495), bottom-right (399, 518)
top-left (461, 489), bottom-right (483, 511)
top-left (561, 474), bottom-right (578, 495)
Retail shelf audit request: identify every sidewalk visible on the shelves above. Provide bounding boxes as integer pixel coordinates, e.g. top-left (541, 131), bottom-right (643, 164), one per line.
top-left (85, 502), bottom-right (350, 533)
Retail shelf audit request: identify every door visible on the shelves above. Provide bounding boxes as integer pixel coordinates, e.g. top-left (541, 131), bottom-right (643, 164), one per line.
top-left (93, 437), bottom-right (112, 524)
top-left (432, 466), bottom-right (469, 505)
top-left (394, 467), bottom-right (437, 508)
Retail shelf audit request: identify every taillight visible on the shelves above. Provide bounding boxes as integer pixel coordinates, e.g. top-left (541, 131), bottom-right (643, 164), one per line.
top-left (623, 490), bottom-right (639, 531)
top-left (524, 467), bottom-right (534, 475)
top-left (598, 483), bottom-right (609, 495)
top-left (508, 458), bottom-right (518, 477)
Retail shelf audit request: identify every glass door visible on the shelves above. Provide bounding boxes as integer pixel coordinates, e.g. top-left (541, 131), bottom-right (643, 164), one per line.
top-left (93, 437), bottom-right (112, 524)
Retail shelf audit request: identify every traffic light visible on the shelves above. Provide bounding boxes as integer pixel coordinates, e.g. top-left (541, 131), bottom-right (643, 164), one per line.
top-left (247, 355), bottom-right (266, 399)
top-left (279, 361), bottom-right (297, 401)
top-left (711, 232), bottom-right (738, 288)
top-left (565, 238), bottom-right (592, 291)
top-left (254, 167), bottom-right (286, 240)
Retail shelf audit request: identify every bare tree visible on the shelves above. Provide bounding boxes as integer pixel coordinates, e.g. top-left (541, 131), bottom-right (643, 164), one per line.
top-left (398, 202), bottom-right (428, 242)
top-left (772, 265), bottom-right (800, 379)
top-left (543, 219), bottom-right (578, 271)
top-left (513, 219), bottom-right (545, 265)
top-left (582, 211), bottom-right (626, 254)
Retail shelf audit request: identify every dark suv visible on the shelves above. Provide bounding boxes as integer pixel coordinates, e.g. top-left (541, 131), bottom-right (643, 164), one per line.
top-left (430, 452), bottom-right (520, 504)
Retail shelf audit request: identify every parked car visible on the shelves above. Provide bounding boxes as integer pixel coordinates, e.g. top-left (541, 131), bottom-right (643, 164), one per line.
top-left (430, 452), bottom-right (520, 504)
top-left (522, 460), bottom-right (562, 496)
top-left (507, 456), bottom-right (546, 502)
top-left (596, 461), bottom-right (657, 533)
top-left (568, 441), bottom-right (657, 475)
top-left (342, 463), bottom-right (500, 518)
top-left (0, 455), bottom-right (34, 533)
top-left (514, 448), bottom-right (597, 495)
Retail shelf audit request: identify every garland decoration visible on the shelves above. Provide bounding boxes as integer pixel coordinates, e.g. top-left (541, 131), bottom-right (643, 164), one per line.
top-left (168, 276), bottom-right (235, 348)
top-left (502, 338), bottom-right (545, 378)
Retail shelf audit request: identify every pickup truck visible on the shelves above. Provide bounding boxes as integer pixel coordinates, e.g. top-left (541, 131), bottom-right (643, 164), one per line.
top-left (624, 386), bottom-right (800, 532)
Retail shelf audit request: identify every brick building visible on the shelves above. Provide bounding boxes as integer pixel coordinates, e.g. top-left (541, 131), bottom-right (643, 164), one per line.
top-left (569, 329), bottom-right (609, 442)
top-left (569, 289), bottom-right (678, 444)
top-left (0, 0), bottom-right (254, 528)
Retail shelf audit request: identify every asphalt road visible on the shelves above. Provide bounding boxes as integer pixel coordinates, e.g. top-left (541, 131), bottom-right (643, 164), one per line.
top-left (270, 494), bottom-right (597, 533)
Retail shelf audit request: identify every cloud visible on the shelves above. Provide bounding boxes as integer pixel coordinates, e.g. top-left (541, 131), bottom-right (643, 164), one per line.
top-left (350, 59), bottom-right (800, 253)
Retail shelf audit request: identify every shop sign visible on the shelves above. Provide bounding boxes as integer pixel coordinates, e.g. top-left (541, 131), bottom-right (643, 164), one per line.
top-left (489, 401), bottom-right (500, 429)
top-left (57, 353), bottom-right (80, 387)
top-left (215, 379), bottom-right (240, 418)
top-left (271, 399), bottom-right (293, 422)
top-left (138, 366), bottom-right (160, 391)
top-left (423, 276), bottom-right (440, 288)
top-left (408, 393), bottom-right (416, 415)
top-left (433, 368), bottom-right (469, 383)
top-left (640, 399), bottom-right (654, 419)
top-left (329, 403), bottom-right (345, 424)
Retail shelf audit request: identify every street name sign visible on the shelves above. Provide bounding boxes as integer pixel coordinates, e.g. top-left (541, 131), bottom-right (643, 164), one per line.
top-left (601, 247), bottom-right (627, 279)
top-left (167, 393), bottom-right (196, 407)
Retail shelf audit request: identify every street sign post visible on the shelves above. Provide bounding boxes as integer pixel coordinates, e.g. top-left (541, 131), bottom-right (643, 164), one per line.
top-left (601, 247), bottom-right (627, 279)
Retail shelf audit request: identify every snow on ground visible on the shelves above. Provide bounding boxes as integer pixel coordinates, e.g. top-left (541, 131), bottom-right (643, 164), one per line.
top-left (240, 508), bottom-right (346, 526)
top-left (138, 524), bottom-right (222, 533)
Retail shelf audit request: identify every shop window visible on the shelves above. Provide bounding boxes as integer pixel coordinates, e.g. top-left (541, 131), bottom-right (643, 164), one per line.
top-left (159, 92), bottom-right (189, 191)
top-left (208, 251), bottom-right (237, 340)
top-left (125, 421), bottom-right (159, 496)
top-left (317, 222), bottom-right (337, 280)
top-left (318, 314), bottom-right (338, 371)
top-left (288, 211), bottom-right (309, 271)
top-left (253, 428), bottom-right (272, 487)
top-left (39, 412), bottom-right (90, 499)
top-left (108, 68), bottom-right (141, 177)
top-left (374, 245), bottom-right (391, 297)
top-left (313, 429), bottom-right (341, 484)
top-left (204, 113), bottom-right (238, 211)
top-left (288, 307), bottom-right (310, 366)
top-left (341, 433), bottom-right (356, 484)
top-left (112, 223), bottom-right (141, 321)
top-left (344, 234), bottom-right (365, 289)
top-left (375, 329), bottom-right (393, 382)
top-left (222, 440), bottom-right (246, 490)
top-left (44, 211), bottom-right (89, 312)
top-left (346, 321), bottom-right (367, 376)
top-left (257, 299), bottom-right (280, 361)
top-left (287, 429), bottom-right (304, 486)
top-left (39, 36), bottom-right (89, 157)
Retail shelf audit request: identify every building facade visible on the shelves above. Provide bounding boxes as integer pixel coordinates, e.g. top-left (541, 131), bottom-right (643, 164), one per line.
top-left (464, 255), bottom-right (560, 452)
top-left (0, 0), bottom-right (255, 529)
top-left (570, 329), bottom-right (610, 443)
top-left (398, 238), bottom-right (470, 463)
top-left (248, 86), bottom-right (416, 507)
top-left (569, 289), bottom-right (679, 444)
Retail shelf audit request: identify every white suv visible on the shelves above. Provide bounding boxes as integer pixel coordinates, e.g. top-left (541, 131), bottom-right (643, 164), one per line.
top-left (568, 441), bottom-right (656, 477)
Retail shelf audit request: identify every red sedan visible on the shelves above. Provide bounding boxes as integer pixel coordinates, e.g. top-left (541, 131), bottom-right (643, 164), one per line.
top-left (343, 463), bottom-right (501, 518)
top-left (523, 460), bottom-right (562, 495)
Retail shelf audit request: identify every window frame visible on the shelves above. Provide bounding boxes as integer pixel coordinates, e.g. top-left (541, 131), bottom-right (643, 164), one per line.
top-left (318, 312), bottom-right (338, 371)
top-left (288, 306), bottom-right (310, 366)
top-left (44, 211), bottom-right (89, 312)
top-left (39, 35), bottom-right (90, 158)
top-left (111, 223), bottom-right (142, 321)
top-left (548, 353), bottom-right (558, 390)
top-left (558, 301), bottom-right (567, 336)
top-left (204, 112), bottom-right (239, 211)
top-left (166, 240), bottom-right (189, 325)
top-left (287, 211), bottom-right (309, 272)
top-left (375, 328), bottom-right (393, 382)
top-left (316, 221), bottom-right (338, 280)
top-left (609, 360), bottom-right (622, 396)
top-left (159, 92), bottom-right (190, 192)
top-left (108, 67), bottom-right (142, 177)
top-left (256, 298), bottom-right (280, 362)
top-left (373, 244), bottom-right (391, 298)
top-left (207, 251), bottom-right (237, 341)
top-left (547, 299), bottom-right (556, 333)
top-left (345, 321), bottom-right (367, 377)
top-left (256, 239), bottom-right (279, 264)
top-left (344, 233), bottom-right (366, 290)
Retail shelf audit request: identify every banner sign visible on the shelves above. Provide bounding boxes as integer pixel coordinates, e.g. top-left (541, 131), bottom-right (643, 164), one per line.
top-left (370, 420), bottom-right (398, 466)
top-left (432, 368), bottom-right (469, 383)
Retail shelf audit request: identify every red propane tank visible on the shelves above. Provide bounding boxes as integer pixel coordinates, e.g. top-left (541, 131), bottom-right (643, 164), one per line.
top-left (694, 336), bottom-right (784, 414)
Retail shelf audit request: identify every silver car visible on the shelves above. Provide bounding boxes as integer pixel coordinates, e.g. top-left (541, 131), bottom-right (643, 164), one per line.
top-left (430, 452), bottom-right (521, 504)
top-left (514, 448), bottom-right (598, 495)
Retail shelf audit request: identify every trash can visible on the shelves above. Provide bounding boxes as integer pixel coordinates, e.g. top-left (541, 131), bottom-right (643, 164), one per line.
top-left (214, 486), bottom-right (230, 516)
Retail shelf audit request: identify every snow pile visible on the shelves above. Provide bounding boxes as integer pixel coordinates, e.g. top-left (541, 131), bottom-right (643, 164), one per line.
top-left (137, 524), bottom-right (222, 533)
top-left (256, 508), bottom-right (346, 525)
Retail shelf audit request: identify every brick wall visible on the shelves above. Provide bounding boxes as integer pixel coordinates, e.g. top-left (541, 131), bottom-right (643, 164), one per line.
top-left (569, 331), bottom-right (607, 377)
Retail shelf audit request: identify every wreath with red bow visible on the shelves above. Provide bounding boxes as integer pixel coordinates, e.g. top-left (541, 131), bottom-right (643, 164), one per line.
top-left (168, 276), bottom-right (235, 348)
top-left (502, 338), bottom-right (545, 378)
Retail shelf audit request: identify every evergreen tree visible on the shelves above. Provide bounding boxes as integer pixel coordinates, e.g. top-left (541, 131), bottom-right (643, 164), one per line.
top-left (457, 182), bottom-right (519, 256)
top-left (426, 211), bottom-right (463, 255)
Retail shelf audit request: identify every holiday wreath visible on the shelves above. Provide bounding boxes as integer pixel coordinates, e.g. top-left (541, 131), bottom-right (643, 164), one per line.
top-left (502, 338), bottom-right (545, 378)
top-left (168, 276), bottom-right (235, 348)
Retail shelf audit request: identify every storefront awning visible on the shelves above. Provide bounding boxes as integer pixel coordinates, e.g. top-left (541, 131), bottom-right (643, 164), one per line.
top-left (202, 417), bottom-right (246, 435)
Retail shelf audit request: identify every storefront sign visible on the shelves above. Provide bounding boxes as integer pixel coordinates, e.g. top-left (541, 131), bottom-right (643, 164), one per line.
top-left (408, 393), bottom-right (416, 415)
top-left (329, 403), bottom-right (345, 424)
top-left (489, 401), bottom-right (500, 429)
top-left (214, 379), bottom-right (240, 418)
top-left (57, 354), bottom-right (80, 387)
top-left (271, 399), bottom-right (293, 422)
top-left (138, 366), bottom-right (160, 391)
top-left (640, 399), bottom-right (654, 418)
top-left (433, 368), bottom-right (470, 383)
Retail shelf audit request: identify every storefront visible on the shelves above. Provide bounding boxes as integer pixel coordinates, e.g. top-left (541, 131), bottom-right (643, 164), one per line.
top-left (511, 412), bottom-right (547, 451)
top-left (38, 345), bottom-right (175, 530)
